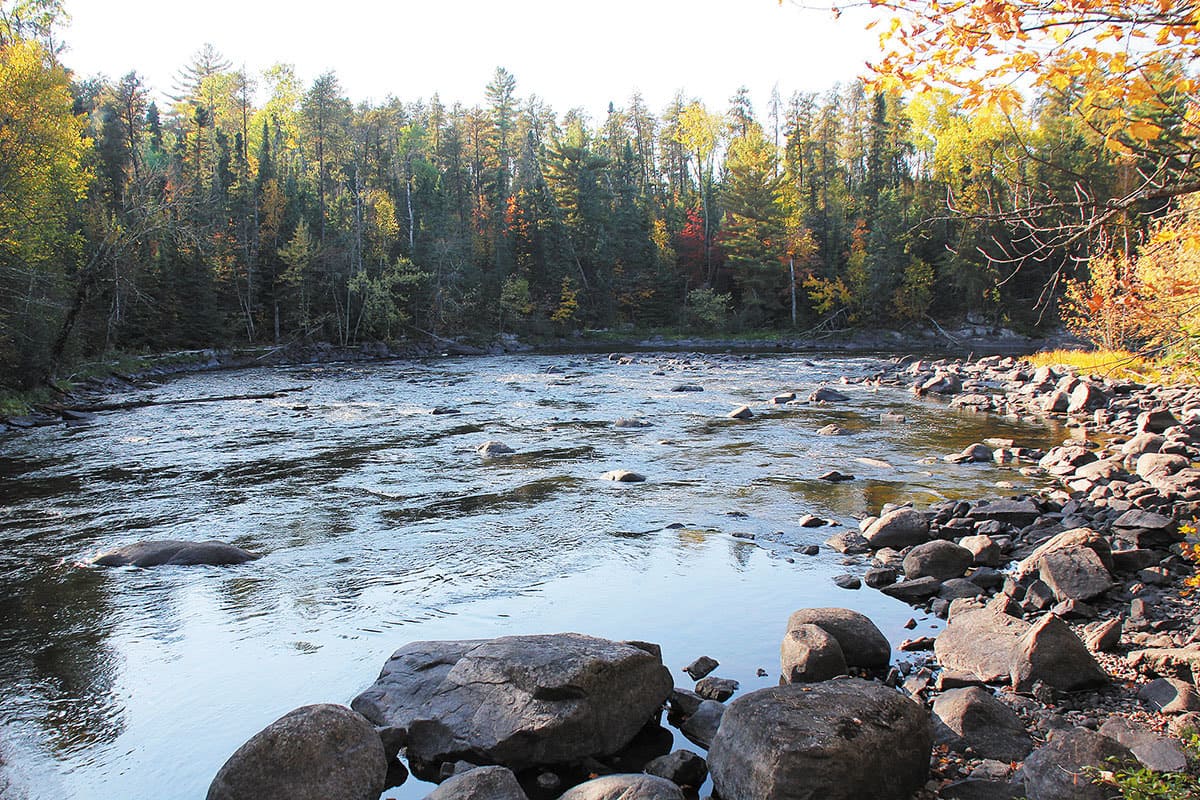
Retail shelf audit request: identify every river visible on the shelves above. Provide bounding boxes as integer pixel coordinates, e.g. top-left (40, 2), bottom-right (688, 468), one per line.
top-left (0, 352), bottom-right (1068, 799)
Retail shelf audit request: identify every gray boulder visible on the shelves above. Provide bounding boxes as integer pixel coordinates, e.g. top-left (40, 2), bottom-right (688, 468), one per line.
top-left (679, 700), bottom-right (724, 749)
top-left (1112, 509), bottom-right (1180, 548)
top-left (932, 687), bottom-right (1032, 761)
top-left (1010, 615), bottom-right (1108, 693)
top-left (1013, 528), bottom-right (1113, 580)
top-left (785, 608), bottom-right (890, 669)
top-left (425, 767), bottom-right (527, 800)
top-left (966, 499), bottom-right (1041, 526)
top-left (903, 540), bottom-right (974, 581)
top-left (959, 535), bottom-right (1003, 567)
top-left (809, 387), bottom-right (849, 402)
top-left (1121, 432), bottom-right (1165, 457)
top-left (1019, 728), bottom-right (1133, 800)
top-left (863, 508), bottom-right (929, 549)
top-left (1067, 383), bottom-right (1107, 414)
top-left (1037, 546), bottom-right (1113, 602)
top-left (1099, 716), bottom-right (1188, 773)
top-left (559, 774), bottom-right (684, 800)
top-left (708, 679), bottom-right (931, 800)
top-left (643, 750), bottom-right (708, 788)
top-left (1138, 677), bottom-right (1200, 714)
top-left (207, 704), bottom-right (386, 800)
top-left (351, 634), bottom-right (673, 771)
top-left (1137, 409), bottom-right (1181, 434)
top-left (94, 539), bottom-right (260, 567)
top-left (935, 608), bottom-right (1031, 683)
top-left (727, 405), bottom-right (754, 420)
top-left (780, 624), bottom-right (848, 683)
top-left (1136, 452), bottom-right (1189, 480)
top-left (476, 441), bottom-right (515, 457)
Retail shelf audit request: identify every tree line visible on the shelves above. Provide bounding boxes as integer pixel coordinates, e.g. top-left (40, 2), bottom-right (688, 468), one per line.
top-left (0, 3), bottom-right (1180, 390)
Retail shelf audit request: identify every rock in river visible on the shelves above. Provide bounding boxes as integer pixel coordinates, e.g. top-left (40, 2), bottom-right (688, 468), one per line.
top-left (601, 470), bottom-right (646, 483)
top-left (350, 634), bottom-right (673, 773)
top-left (207, 703), bottom-right (386, 800)
top-left (425, 766), bottom-right (527, 800)
top-left (708, 679), bottom-right (931, 800)
top-left (476, 441), bottom-right (515, 457)
top-left (785, 608), bottom-right (890, 669)
top-left (903, 540), bottom-right (974, 581)
top-left (558, 774), bottom-right (683, 800)
top-left (93, 540), bottom-right (260, 567)
top-left (863, 508), bottom-right (929, 549)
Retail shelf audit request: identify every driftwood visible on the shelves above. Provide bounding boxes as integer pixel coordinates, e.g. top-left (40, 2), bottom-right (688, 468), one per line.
top-left (60, 386), bottom-right (310, 414)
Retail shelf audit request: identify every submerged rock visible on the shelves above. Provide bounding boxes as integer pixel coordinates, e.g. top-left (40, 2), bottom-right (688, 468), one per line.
top-left (93, 540), bottom-right (260, 567)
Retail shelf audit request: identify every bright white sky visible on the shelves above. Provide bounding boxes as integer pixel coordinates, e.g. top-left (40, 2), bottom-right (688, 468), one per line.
top-left (62, 0), bottom-right (879, 122)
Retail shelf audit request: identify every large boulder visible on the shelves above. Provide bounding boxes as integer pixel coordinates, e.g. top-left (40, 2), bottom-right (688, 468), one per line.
top-left (934, 608), bottom-right (1031, 684)
top-left (809, 387), bottom-right (850, 403)
top-left (1010, 615), bottom-right (1108, 693)
top-left (780, 624), bottom-right (847, 683)
top-left (966, 499), bottom-right (1041, 527)
top-left (425, 766), bottom-right (527, 800)
top-left (932, 687), bottom-right (1032, 762)
top-left (351, 634), bottom-right (673, 772)
top-left (1013, 528), bottom-right (1113, 581)
top-left (559, 774), bottom-right (683, 800)
top-left (903, 540), bottom-right (974, 581)
top-left (1136, 452), bottom-right (1189, 480)
top-left (1018, 728), bottom-right (1133, 800)
top-left (207, 704), bottom-right (386, 800)
top-left (1037, 546), bottom-right (1113, 603)
top-left (1112, 510), bottom-right (1181, 548)
top-left (94, 539), bottom-right (260, 567)
top-left (863, 508), bottom-right (929, 549)
top-left (708, 679), bottom-right (931, 800)
top-left (785, 608), bottom-right (891, 669)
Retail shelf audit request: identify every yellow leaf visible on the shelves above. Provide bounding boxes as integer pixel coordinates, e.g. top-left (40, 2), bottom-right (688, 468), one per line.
top-left (1128, 121), bottom-right (1163, 141)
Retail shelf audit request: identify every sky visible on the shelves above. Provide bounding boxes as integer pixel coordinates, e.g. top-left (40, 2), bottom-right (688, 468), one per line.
top-left (62, 0), bottom-right (880, 121)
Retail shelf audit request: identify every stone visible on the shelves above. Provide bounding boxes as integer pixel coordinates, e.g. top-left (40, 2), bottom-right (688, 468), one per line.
top-left (939, 778), bottom-right (1025, 800)
top-left (958, 443), bottom-right (995, 463)
top-left (1136, 452), bottom-right (1189, 480)
top-left (1084, 617), bottom-right (1123, 652)
top-left (780, 624), bottom-right (848, 683)
top-left (824, 530), bottom-right (870, 554)
top-left (708, 679), bottom-right (931, 800)
top-left (1038, 546), bottom-right (1113, 602)
top-left (1010, 615), bottom-right (1109, 693)
top-left (1138, 677), bottom-right (1200, 714)
top-left (93, 539), bottom-right (260, 567)
top-left (613, 418), bottom-right (652, 429)
top-left (642, 750), bottom-right (708, 788)
top-left (816, 424), bottom-right (846, 436)
top-left (207, 704), bottom-right (386, 800)
top-left (863, 508), bottom-right (929, 549)
top-left (1138, 409), bottom-right (1181, 434)
top-left (558, 774), bottom-right (684, 800)
top-left (679, 700), bottom-right (724, 749)
top-left (785, 608), bottom-right (891, 669)
top-left (425, 767), bottom-right (528, 800)
top-left (903, 540), bottom-right (974, 581)
top-left (1038, 446), bottom-right (1098, 476)
top-left (683, 656), bottom-right (718, 681)
top-left (1041, 390), bottom-right (1070, 413)
top-left (921, 373), bottom-right (963, 395)
top-left (695, 676), bottom-right (738, 702)
top-left (1018, 728), bottom-right (1134, 800)
top-left (932, 687), bottom-right (1033, 761)
top-left (797, 514), bottom-right (826, 528)
top-left (601, 470), bottom-right (646, 483)
top-left (1112, 509), bottom-right (1180, 548)
top-left (1013, 528), bottom-right (1114, 580)
top-left (727, 405), bottom-right (754, 420)
top-left (1122, 432), bottom-right (1165, 457)
top-left (1067, 383), bottom-right (1107, 414)
top-left (832, 574), bottom-right (861, 589)
top-left (818, 470), bottom-right (855, 482)
top-left (476, 441), bottom-right (515, 457)
top-left (809, 387), bottom-right (849, 402)
top-left (1099, 717), bottom-right (1188, 773)
top-left (350, 634), bottom-right (673, 771)
top-left (864, 567), bottom-right (898, 588)
top-left (880, 576), bottom-right (943, 601)
top-left (940, 578), bottom-right (986, 601)
top-left (934, 608), bottom-right (1031, 684)
top-left (671, 384), bottom-right (704, 393)
top-left (966, 499), bottom-right (1041, 527)
top-left (959, 535), bottom-right (1003, 567)
top-left (667, 689), bottom-right (702, 718)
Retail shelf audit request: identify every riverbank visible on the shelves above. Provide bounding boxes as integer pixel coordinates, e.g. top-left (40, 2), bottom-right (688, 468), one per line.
top-left (0, 322), bottom-right (1076, 431)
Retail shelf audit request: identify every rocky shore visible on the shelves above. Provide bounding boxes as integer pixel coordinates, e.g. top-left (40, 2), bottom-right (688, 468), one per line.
top-left (198, 352), bottom-right (1200, 800)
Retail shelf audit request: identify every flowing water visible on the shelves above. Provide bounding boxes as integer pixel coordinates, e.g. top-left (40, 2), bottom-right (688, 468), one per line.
top-left (0, 352), bottom-right (1069, 799)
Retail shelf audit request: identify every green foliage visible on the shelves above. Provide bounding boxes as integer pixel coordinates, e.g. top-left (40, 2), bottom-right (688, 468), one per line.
top-left (685, 287), bottom-right (731, 331)
top-left (1091, 732), bottom-right (1200, 800)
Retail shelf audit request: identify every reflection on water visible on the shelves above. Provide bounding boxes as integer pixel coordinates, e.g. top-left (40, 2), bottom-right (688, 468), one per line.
top-left (0, 353), bottom-right (1066, 800)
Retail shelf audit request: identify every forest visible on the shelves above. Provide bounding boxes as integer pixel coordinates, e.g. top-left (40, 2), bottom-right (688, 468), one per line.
top-left (2, 0), bottom-right (1198, 391)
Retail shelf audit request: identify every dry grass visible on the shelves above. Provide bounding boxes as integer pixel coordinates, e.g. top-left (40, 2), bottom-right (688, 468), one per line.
top-left (1026, 349), bottom-right (1167, 382)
